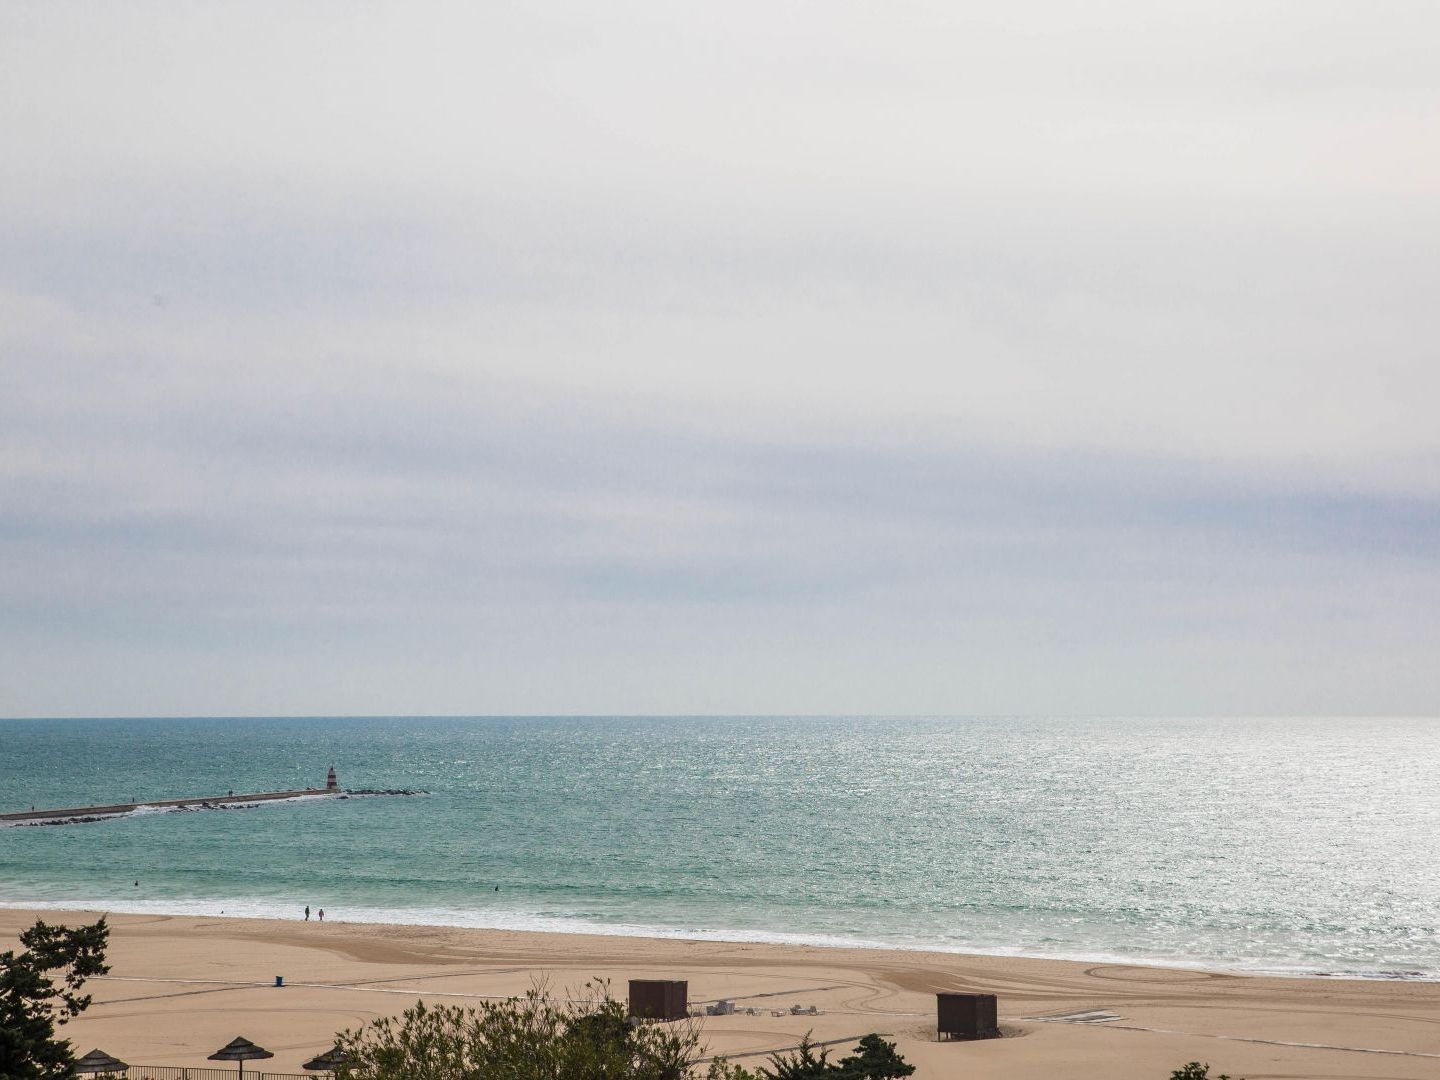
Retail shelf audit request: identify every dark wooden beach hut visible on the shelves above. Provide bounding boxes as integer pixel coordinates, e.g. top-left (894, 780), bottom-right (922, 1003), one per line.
top-left (936, 992), bottom-right (1000, 1040)
top-left (628, 978), bottom-right (688, 1021)
top-left (208, 1035), bottom-right (275, 1078)
top-left (74, 1048), bottom-right (128, 1076)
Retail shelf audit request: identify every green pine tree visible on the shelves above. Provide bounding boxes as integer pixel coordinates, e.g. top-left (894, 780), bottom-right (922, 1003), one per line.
top-left (835, 1034), bottom-right (915, 1079)
top-left (0, 918), bottom-right (110, 1080)
top-left (760, 1034), bottom-right (837, 1079)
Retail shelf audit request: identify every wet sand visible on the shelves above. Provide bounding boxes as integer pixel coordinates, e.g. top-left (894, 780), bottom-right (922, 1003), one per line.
top-left (5, 908), bottom-right (1439, 1079)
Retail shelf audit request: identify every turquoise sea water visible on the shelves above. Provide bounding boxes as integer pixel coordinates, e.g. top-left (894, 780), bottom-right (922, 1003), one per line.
top-left (2, 716), bottom-right (1438, 978)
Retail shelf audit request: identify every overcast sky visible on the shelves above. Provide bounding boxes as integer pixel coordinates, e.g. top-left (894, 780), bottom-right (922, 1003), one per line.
top-left (2, 1), bottom-right (1437, 718)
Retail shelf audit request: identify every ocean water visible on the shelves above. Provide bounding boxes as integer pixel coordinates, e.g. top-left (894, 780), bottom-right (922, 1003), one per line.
top-left (2, 716), bottom-right (1438, 979)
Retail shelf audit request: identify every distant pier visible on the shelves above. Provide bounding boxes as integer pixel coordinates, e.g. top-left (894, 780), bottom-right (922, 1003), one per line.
top-left (1, 766), bottom-right (419, 826)
top-left (0, 787), bottom-right (334, 825)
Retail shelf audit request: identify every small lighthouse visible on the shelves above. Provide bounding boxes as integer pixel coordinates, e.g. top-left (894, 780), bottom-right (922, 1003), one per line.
top-left (326, 765), bottom-right (338, 792)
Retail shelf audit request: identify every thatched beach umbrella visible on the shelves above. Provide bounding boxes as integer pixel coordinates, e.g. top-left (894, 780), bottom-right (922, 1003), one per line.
top-left (208, 1036), bottom-right (274, 1078)
top-left (302, 1045), bottom-right (351, 1072)
top-left (74, 1048), bottom-right (128, 1076)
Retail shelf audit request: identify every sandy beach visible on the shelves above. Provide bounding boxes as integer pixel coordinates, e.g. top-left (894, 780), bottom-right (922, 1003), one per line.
top-left (6, 909), bottom-right (1439, 1079)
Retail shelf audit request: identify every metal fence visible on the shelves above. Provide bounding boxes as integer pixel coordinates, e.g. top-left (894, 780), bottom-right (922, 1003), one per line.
top-left (119, 1068), bottom-right (314, 1080)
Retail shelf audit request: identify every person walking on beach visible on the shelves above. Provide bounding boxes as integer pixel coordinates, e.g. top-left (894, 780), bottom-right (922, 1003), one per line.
top-left (304, 905), bottom-right (310, 921)
top-left (318, 909), bottom-right (324, 923)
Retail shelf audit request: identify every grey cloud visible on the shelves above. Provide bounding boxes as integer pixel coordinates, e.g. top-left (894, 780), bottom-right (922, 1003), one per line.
top-left (5, 373), bottom-right (1436, 624)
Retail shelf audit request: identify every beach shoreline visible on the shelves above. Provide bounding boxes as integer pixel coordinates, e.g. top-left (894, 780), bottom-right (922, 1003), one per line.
top-left (5, 907), bottom-right (1440, 1079)
top-left (4, 895), bottom-right (1432, 986)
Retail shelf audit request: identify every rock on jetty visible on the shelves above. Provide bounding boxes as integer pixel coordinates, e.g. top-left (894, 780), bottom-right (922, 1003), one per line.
top-left (337, 788), bottom-right (425, 797)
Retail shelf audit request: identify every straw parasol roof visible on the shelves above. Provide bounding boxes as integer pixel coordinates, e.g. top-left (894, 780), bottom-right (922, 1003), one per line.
top-left (209, 1037), bottom-right (274, 1062)
top-left (74, 1048), bottom-right (128, 1074)
top-left (302, 1045), bottom-right (351, 1071)
top-left (209, 1035), bottom-right (275, 1076)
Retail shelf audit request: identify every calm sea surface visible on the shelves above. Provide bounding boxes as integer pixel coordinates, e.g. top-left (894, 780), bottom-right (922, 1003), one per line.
top-left (2, 716), bottom-right (1437, 978)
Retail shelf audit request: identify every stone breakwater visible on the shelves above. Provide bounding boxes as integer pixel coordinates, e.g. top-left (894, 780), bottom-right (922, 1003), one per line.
top-left (1, 788), bottom-right (426, 827)
top-left (338, 788), bottom-right (425, 797)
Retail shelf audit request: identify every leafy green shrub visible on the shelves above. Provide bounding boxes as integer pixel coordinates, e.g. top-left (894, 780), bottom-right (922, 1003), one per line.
top-left (1171, 1063), bottom-right (1243, 1080)
top-left (333, 980), bottom-right (753, 1080)
top-left (759, 1033), bottom-right (914, 1079)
